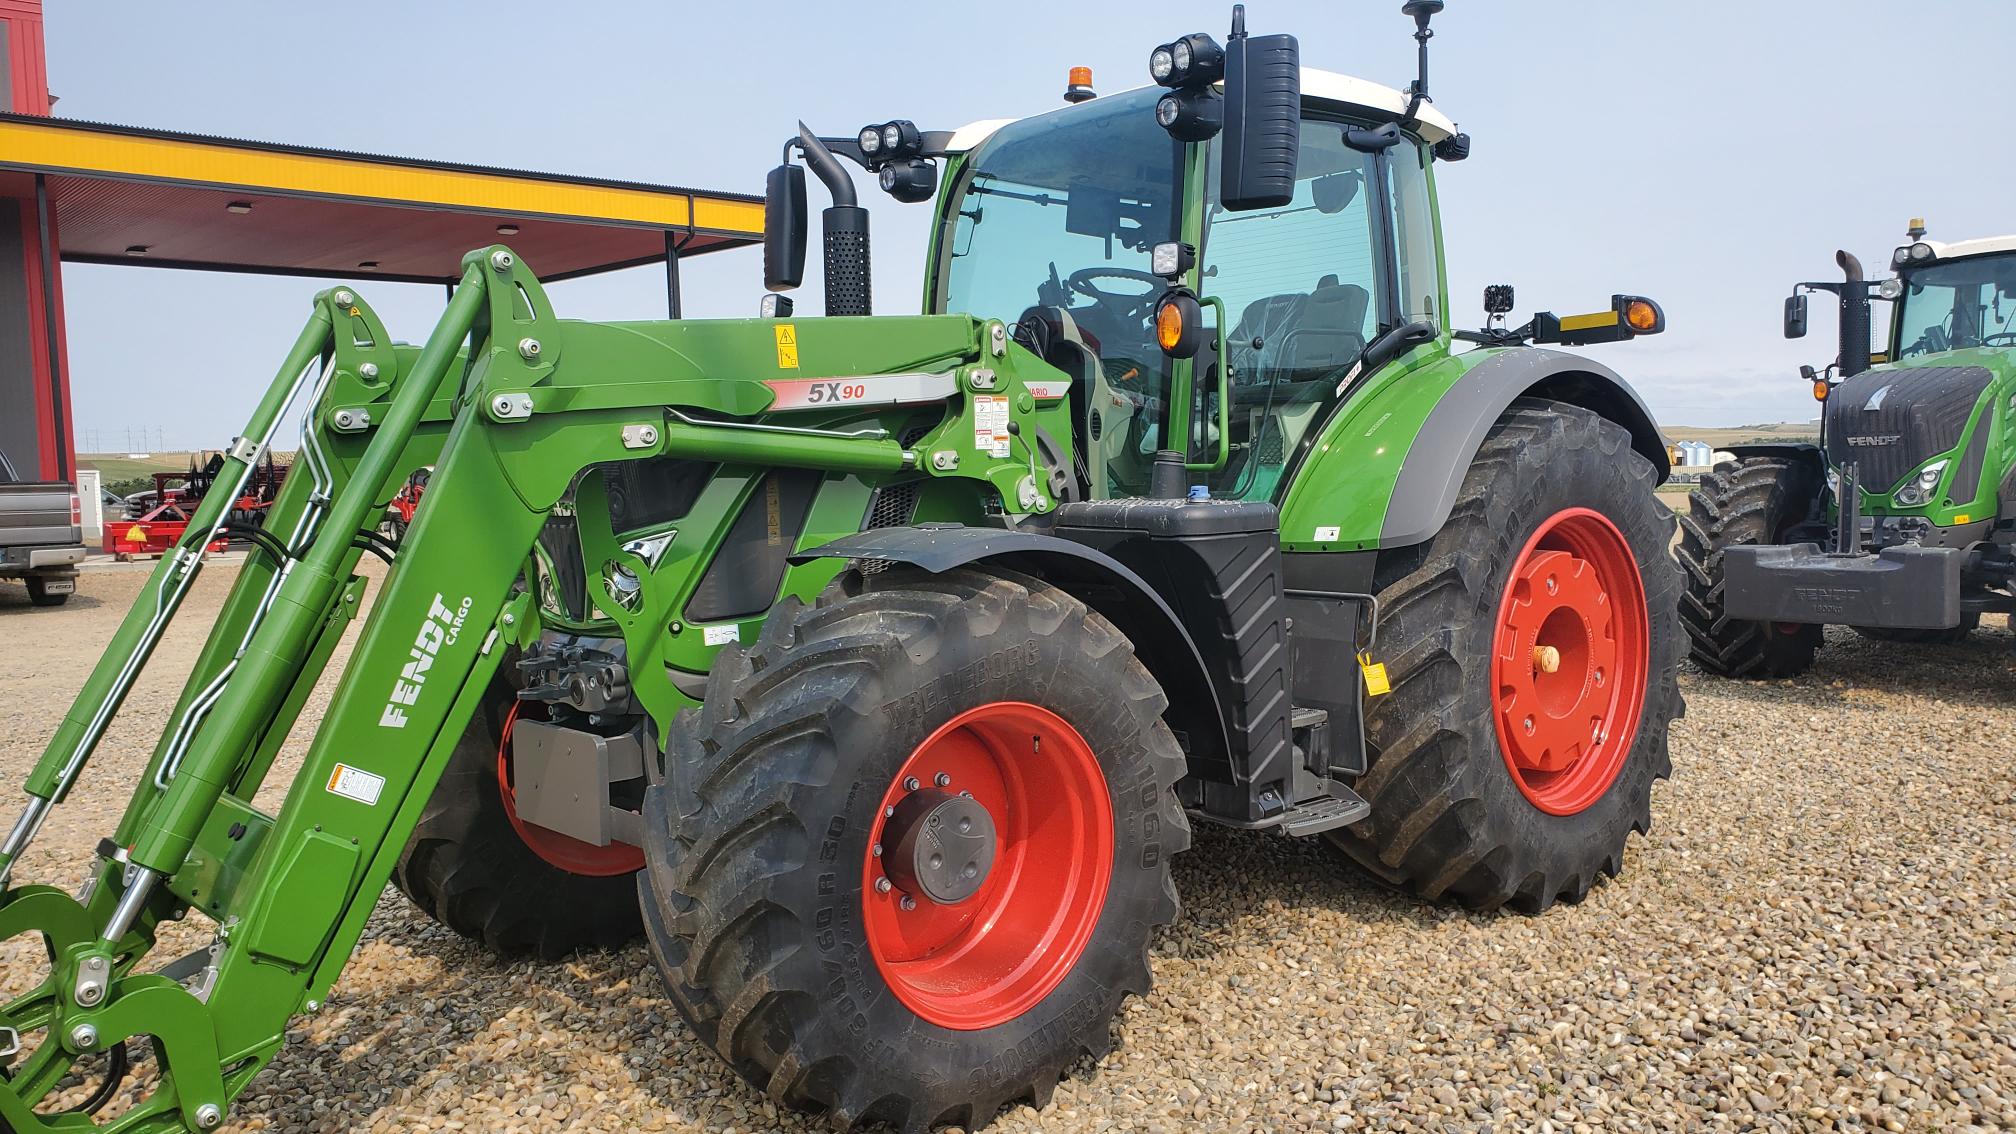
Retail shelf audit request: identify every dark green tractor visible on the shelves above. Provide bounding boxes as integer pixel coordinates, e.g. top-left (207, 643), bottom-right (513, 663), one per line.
top-left (1683, 221), bottom-right (2016, 677)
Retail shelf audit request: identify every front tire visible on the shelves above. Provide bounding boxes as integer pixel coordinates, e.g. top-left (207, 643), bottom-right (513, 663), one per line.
top-left (1677, 456), bottom-right (1825, 677)
top-left (1327, 401), bottom-right (1683, 912)
top-left (640, 567), bottom-right (1189, 1132)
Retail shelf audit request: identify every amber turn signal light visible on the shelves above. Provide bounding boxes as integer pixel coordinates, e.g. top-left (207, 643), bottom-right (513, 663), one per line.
top-left (1154, 291), bottom-right (1206, 358)
top-left (1813, 378), bottom-right (1829, 402)
top-left (1624, 299), bottom-right (1659, 332)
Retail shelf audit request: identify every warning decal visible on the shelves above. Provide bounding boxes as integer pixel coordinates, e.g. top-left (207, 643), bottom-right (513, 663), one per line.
top-left (973, 395), bottom-right (1011, 458)
top-left (326, 763), bottom-right (385, 806)
top-left (773, 323), bottom-right (800, 369)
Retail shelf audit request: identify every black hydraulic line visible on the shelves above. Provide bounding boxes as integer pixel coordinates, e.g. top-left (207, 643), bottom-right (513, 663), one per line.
top-left (218, 520), bottom-right (292, 565)
top-left (63, 1041), bottom-right (130, 1115)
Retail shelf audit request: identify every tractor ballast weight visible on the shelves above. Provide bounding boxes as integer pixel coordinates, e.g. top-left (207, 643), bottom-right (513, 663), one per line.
top-left (0, 7), bottom-right (1684, 1128)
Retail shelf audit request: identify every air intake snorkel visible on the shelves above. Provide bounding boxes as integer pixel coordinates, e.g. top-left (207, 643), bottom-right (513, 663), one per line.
top-left (797, 122), bottom-right (872, 317)
top-left (1836, 250), bottom-right (1870, 379)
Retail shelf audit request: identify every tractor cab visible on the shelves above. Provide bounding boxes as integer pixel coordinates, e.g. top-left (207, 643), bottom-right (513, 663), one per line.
top-left (930, 70), bottom-right (1457, 500)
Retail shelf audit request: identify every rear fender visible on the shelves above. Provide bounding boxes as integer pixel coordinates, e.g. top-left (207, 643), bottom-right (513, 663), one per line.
top-left (1280, 347), bottom-right (1669, 551)
top-left (791, 526), bottom-right (1232, 778)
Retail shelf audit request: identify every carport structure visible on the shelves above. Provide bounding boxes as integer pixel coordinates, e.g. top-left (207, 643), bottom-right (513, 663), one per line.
top-left (0, 0), bottom-right (762, 484)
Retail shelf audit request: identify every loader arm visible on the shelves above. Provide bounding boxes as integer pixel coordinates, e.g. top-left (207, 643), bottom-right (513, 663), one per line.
top-left (0, 247), bottom-right (1072, 1132)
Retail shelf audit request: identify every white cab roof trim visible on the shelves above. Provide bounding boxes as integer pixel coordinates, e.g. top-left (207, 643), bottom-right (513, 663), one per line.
top-left (1919, 235), bottom-right (2016, 262)
top-left (944, 67), bottom-right (1456, 153)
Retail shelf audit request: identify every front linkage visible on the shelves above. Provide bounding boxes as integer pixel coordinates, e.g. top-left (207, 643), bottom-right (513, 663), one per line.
top-left (0, 247), bottom-right (1058, 1131)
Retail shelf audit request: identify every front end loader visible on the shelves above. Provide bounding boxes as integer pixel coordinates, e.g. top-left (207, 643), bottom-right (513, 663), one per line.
top-left (0, 5), bottom-right (1684, 1131)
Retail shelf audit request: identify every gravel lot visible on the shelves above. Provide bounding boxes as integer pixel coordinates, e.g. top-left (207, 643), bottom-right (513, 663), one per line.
top-left (2, 563), bottom-right (2013, 1133)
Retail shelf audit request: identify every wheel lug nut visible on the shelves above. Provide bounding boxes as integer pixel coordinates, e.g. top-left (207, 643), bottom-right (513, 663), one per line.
top-left (934, 772), bottom-right (951, 787)
top-left (903, 776), bottom-right (920, 791)
top-left (872, 843), bottom-right (883, 857)
top-left (899, 895), bottom-right (917, 911)
top-left (885, 806), bottom-right (896, 818)
top-left (1523, 716), bottom-right (1535, 735)
top-left (875, 877), bottom-right (893, 894)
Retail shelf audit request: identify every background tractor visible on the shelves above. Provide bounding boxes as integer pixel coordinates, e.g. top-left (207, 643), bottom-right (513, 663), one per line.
top-left (0, 5), bottom-right (1682, 1131)
top-left (1682, 220), bottom-right (2016, 677)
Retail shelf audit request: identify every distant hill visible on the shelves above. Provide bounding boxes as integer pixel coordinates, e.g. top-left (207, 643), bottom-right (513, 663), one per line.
top-left (1661, 422), bottom-right (1818, 447)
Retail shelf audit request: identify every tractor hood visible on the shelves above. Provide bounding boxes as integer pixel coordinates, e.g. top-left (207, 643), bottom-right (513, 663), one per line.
top-left (1825, 347), bottom-right (2015, 497)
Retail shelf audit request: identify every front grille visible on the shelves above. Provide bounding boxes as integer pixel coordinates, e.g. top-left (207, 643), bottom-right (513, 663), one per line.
top-left (863, 481), bottom-right (921, 531)
top-left (1825, 365), bottom-right (1992, 492)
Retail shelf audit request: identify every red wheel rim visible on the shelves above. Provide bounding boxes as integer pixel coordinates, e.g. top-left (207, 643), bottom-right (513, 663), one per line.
top-left (1490, 507), bottom-right (1650, 816)
top-left (862, 702), bottom-right (1113, 1030)
top-left (496, 700), bottom-right (645, 877)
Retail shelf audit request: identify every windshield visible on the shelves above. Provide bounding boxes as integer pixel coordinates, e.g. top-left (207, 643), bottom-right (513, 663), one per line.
top-left (937, 88), bottom-right (1183, 497)
top-left (1894, 252), bottom-right (2016, 357)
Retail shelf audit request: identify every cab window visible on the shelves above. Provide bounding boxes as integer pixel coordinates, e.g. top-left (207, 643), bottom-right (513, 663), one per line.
top-left (1195, 117), bottom-right (1386, 500)
top-left (1388, 142), bottom-right (1442, 325)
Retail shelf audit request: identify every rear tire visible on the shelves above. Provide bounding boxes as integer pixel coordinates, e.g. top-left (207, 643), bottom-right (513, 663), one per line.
top-left (1852, 614), bottom-right (1979, 643)
top-left (1326, 401), bottom-right (1683, 912)
top-left (25, 576), bottom-right (71, 607)
top-left (391, 670), bottom-right (644, 959)
top-left (639, 567), bottom-right (1189, 1132)
top-left (1677, 456), bottom-right (1825, 677)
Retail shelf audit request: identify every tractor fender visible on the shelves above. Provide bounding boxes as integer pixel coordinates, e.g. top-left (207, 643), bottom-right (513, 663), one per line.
top-left (791, 525), bottom-right (1231, 770)
top-left (1380, 347), bottom-right (1670, 547)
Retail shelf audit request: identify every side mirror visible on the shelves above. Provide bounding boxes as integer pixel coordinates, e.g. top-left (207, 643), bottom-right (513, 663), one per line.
top-left (763, 162), bottom-right (807, 293)
top-left (1219, 18), bottom-right (1299, 211)
top-left (1783, 292), bottom-right (1808, 339)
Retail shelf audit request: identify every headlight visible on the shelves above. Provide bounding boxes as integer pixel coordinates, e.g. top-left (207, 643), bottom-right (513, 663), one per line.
top-left (1892, 459), bottom-right (1948, 507)
top-left (1154, 90), bottom-right (1223, 141)
top-left (1156, 94), bottom-right (1181, 128)
top-left (881, 123), bottom-right (902, 152)
top-left (1909, 242), bottom-right (1935, 262)
top-left (1893, 247), bottom-right (1911, 268)
top-left (1172, 39), bottom-right (1193, 74)
top-left (1149, 46), bottom-right (1176, 84)
top-left (857, 126), bottom-right (883, 156)
top-left (1878, 277), bottom-right (1905, 300)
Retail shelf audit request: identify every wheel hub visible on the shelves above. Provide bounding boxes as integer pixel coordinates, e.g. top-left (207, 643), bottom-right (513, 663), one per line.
top-left (1490, 507), bottom-right (1650, 816)
top-left (880, 788), bottom-right (997, 904)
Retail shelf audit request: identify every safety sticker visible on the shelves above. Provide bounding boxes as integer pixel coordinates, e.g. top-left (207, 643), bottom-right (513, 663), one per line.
top-left (973, 395), bottom-right (1011, 458)
top-left (1313, 525), bottom-right (1341, 542)
top-left (773, 323), bottom-right (800, 369)
top-left (326, 763), bottom-right (385, 806)
top-left (1358, 653), bottom-right (1391, 697)
top-left (703, 624), bottom-right (741, 646)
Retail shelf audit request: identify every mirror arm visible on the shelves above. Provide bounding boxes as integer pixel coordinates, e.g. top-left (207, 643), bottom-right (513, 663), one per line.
top-left (1185, 295), bottom-right (1233, 472)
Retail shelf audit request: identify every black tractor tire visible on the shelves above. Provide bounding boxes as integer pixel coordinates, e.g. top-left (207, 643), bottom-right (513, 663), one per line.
top-left (1326, 400), bottom-right (1683, 912)
top-left (639, 566), bottom-right (1189, 1132)
top-left (1852, 613), bottom-right (1980, 643)
top-left (25, 576), bottom-right (71, 607)
top-left (391, 669), bottom-right (643, 959)
top-left (1677, 456), bottom-right (1825, 678)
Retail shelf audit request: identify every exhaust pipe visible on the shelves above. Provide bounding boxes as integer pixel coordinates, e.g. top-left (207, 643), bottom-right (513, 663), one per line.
top-left (1835, 249), bottom-right (1870, 379)
top-left (797, 123), bottom-right (872, 317)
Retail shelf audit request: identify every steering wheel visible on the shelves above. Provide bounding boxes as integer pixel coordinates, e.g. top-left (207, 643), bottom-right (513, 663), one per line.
top-left (1984, 332), bottom-right (2016, 347)
top-left (1066, 267), bottom-right (1166, 323)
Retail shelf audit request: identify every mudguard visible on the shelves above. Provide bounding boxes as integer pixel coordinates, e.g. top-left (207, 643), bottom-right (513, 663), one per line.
top-left (1279, 345), bottom-right (1669, 552)
top-left (792, 525), bottom-right (1232, 776)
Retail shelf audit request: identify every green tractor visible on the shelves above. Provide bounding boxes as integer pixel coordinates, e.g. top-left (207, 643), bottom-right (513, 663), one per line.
top-left (1681, 220), bottom-right (2016, 677)
top-left (0, 5), bottom-right (1682, 1131)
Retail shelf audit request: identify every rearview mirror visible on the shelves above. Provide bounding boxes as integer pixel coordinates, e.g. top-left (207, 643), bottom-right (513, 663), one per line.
top-left (1219, 18), bottom-right (1299, 211)
top-left (764, 163), bottom-right (807, 293)
top-left (1783, 293), bottom-right (1808, 339)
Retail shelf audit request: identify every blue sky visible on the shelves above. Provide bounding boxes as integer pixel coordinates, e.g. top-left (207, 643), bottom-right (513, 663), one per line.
top-left (45, 1), bottom-right (2016, 448)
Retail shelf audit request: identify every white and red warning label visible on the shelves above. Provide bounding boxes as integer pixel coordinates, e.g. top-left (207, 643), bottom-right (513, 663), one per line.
top-left (762, 372), bottom-right (958, 412)
top-left (326, 762), bottom-right (385, 806)
top-left (973, 395), bottom-right (1012, 458)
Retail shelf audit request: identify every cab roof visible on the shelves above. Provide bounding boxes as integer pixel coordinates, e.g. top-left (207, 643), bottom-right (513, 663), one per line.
top-left (945, 67), bottom-right (1457, 152)
top-left (1916, 235), bottom-right (2016, 262)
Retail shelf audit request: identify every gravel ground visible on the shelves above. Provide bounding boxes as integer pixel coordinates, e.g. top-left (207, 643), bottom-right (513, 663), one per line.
top-left (2, 563), bottom-right (2014, 1133)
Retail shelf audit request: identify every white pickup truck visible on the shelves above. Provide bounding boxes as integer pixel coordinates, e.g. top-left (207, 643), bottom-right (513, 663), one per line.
top-left (0, 446), bottom-right (83, 606)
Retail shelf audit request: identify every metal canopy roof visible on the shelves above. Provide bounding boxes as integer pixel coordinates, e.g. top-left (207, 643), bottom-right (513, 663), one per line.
top-left (0, 113), bottom-right (763, 283)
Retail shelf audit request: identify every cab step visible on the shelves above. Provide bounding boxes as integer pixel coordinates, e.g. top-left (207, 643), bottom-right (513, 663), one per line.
top-left (1276, 781), bottom-right (1371, 837)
